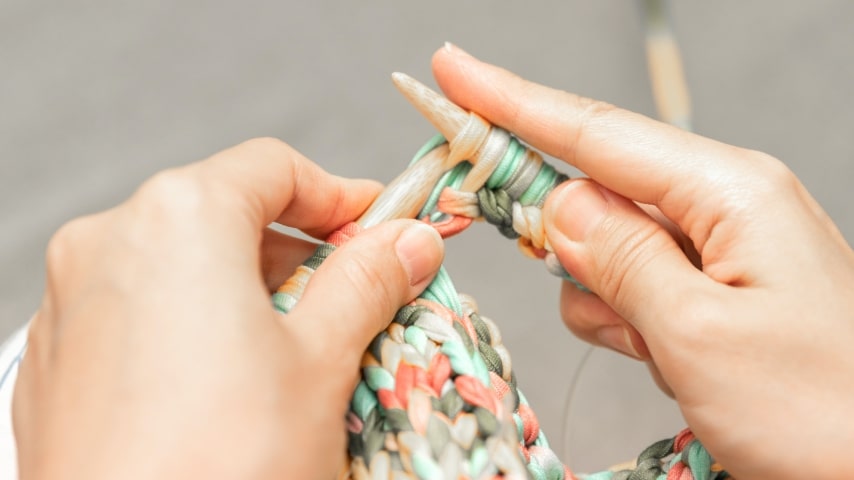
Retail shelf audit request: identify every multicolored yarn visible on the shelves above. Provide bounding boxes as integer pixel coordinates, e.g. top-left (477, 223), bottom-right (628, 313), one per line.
top-left (272, 129), bottom-right (730, 479)
top-left (580, 429), bottom-right (730, 480)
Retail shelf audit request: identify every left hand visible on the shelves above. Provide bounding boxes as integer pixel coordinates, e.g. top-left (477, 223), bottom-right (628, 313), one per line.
top-left (13, 138), bottom-right (444, 480)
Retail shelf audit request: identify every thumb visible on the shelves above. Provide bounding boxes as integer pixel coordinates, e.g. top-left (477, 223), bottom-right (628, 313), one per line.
top-left (289, 220), bottom-right (444, 354)
top-left (545, 179), bottom-right (704, 334)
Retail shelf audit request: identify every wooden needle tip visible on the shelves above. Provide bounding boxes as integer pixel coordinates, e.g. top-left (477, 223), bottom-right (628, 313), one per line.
top-left (391, 72), bottom-right (469, 142)
top-left (391, 71), bottom-right (408, 85)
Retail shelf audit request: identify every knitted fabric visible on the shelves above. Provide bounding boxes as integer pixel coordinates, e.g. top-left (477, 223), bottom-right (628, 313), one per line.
top-left (272, 132), bottom-right (730, 480)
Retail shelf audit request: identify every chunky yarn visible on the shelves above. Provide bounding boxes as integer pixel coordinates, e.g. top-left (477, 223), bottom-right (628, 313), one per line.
top-left (272, 130), bottom-right (730, 479)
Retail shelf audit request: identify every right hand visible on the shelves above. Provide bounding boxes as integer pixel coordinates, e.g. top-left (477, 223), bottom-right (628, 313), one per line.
top-left (432, 44), bottom-right (854, 480)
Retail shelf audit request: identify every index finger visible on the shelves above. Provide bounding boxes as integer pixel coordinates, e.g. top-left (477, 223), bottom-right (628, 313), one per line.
top-left (431, 44), bottom-right (769, 229)
top-left (188, 137), bottom-right (382, 239)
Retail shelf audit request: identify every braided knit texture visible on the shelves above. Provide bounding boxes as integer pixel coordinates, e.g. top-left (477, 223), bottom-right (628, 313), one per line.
top-left (272, 132), bottom-right (731, 480)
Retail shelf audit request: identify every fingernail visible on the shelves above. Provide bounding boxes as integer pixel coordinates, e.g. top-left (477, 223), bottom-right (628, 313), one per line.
top-left (547, 180), bottom-right (609, 242)
top-left (596, 326), bottom-right (642, 360)
top-left (444, 41), bottom-right (472, 58)
top-left (395, 223), bottom-right (444, 286)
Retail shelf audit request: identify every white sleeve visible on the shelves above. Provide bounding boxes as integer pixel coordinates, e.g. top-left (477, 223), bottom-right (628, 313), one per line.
top-left (0, 326), bottom-right (28, 480)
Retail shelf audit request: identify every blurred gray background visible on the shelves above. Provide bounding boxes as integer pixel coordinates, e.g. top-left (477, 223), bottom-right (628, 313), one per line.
top-left (2, 0), bottom-right (852, 474)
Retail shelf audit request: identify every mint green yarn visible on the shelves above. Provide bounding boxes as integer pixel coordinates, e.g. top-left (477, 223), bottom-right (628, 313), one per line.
top-left (440, 340), bottom-right (475, 377)
top-left (535, 429), bottom-right (551, 448)
top-left (514, 413), bottom-right (524, 440)
top-left (685, 440), bottom-right (712, 480)
top-left (404, 325), bottom-right (429, 355)
top-left (412, 452), bottom-right (443, 480)
top-left (352, 381), bottom-right (378, 420)
top-left (271, 292), bottom-right (295, 314)
top-left (409, 133), bottom-right (447, 167)
top-left (363, 366), bottom-right (395, 392)
top-left (469, 446), bottom-right (489, 477)
top-left (420, 163), bottom-right (471, 222)
top-left (421, 266), bottom-right (463, 316)
top-left (581, 472), bottom-right (615, 480)
top-left (519, 162), bottom-right (559, 206)
top-left (486, 137), bottom-right (524, 189)
top-left (527, 452), bottom-right (566, 480)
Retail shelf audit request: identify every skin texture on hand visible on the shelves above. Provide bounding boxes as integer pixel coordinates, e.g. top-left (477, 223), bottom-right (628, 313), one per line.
top-left (432, 44), bottom-right (854, 480)
top-left (12, 138), bottom-right (445, 480)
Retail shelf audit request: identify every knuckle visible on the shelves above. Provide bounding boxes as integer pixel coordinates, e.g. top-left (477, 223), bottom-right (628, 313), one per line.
top-left (562, 96), bottom-right (618, 162)
top-left (740, 150), bottom-right (799, 199)
top-left (45, 216), bottom-right (95, 271)
top-left (133, 168), bottom-right (209, 221)
top-left (662, 289), bottom-right (723, 345)
top-left (697, 149), bottom-right (798, 224)
top-left (24, 310), bottom-right (52, 358)
top-left (509, 80), bottom-right (539, 128)
top-left (558, 284), bottom-right (599, 340)
top-left (575, 95), bottom-right (619, 120)
top-left (238, 136), bottom-right (293, 158)
top-left (761, 157), bottom-right (799, 191)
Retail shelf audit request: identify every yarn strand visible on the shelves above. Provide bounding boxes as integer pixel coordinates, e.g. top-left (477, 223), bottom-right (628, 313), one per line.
top-left (272, 128), bottom-right (728, 479)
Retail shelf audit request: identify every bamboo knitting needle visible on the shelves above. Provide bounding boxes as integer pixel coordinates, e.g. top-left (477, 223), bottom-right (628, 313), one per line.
top-left (390, 72), bottom-right (469, 142)
top-left (357, 143), bottom-right (453, 228)
top-left (391, 72), bottom-right (511, 194)
top-left (358, 73), bottom-right (500, 227)
top-left (641, 0), bottom-right (692, 130)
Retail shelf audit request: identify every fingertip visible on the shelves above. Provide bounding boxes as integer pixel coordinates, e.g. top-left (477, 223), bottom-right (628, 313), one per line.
top-left (431, 44), bottom-right (458, 93)
top-left (560, 283), bottom-right (650, 360)
top-left (347, 177), bottom-right (385, 197)
top-left (431, 42), bottom-right (457, 70)
top-left (559, 281), bottom-right (623, 340)
top-left (289, 220), bottom-right (444, 350)
top-left (292, 176), bottom-right (384, 239)
top-left (543, 179), bottom-right (606, 288)
top-left (342, 176), bottom-right (385, 218)
top-left (548, 176), bottom-right (703, 334)
top-left (546, 179), bottom-right (610, 244)
top-left (431, 43), bottom-right (485, 107)
top-left (394, 222), bottom-right (444, 290)
top-left (433, 42), bottom-right (473, 65)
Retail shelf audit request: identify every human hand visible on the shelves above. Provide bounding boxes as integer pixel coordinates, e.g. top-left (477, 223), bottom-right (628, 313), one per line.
top-left (12, 138), bottom-right (444, 480)
top-left (432, 44), bottom-right (854, 480)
